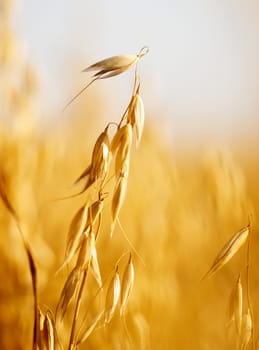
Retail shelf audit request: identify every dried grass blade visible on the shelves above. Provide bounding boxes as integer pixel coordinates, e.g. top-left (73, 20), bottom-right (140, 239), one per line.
top-left (203, 226), bottom-right (249, 279)
top-left (0, 173), bottom-right (19, 221)
top-left (26, 245), bottom-right (38, 350)
top-left (0, 174), bottom-right (38, 350)
top-left (120, 254), bottom-right (134, 316)
top-left (77, 310), bottom-right (104, 345)
top-left (104, 267), bottom-right (121, 323)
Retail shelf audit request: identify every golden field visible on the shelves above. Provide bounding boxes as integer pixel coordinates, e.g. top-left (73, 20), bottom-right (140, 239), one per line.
top-left (1, 1), bottom-right (259, 349)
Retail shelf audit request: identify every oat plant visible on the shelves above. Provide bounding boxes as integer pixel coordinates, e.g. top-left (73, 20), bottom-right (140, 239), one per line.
top-left (203, 222), bottom-right (254, 350)
top-left (33, 47), bottom-right (148, 350)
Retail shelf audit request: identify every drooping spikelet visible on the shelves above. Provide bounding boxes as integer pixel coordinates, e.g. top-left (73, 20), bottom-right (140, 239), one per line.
top-left (104, 267), bottom-right (121, 323)
top-left (120, 253), bottom-right (134, 316)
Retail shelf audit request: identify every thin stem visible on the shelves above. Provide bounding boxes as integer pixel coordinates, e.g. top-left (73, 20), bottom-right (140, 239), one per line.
top-left (246, 223), bottom-right (255, 349)
top-left (62, 78), bottom-right (98, 112)
top-left (68, 269), bottom-right (87, 350)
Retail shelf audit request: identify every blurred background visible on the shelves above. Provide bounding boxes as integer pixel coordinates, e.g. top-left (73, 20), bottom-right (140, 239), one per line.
top-left (1, 0), bottom-right (259, 349)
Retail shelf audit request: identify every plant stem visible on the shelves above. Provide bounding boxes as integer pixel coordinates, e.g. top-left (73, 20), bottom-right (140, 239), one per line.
top-left (246, 223), bottom-right (255, 350)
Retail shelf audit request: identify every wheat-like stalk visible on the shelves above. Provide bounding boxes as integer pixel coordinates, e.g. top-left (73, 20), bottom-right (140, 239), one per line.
top-left (49, 47), bottom-right (148, 350)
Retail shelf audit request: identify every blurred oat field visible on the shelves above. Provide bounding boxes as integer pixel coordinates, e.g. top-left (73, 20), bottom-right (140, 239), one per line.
top-left (1, 1), bottom-right (259, 349)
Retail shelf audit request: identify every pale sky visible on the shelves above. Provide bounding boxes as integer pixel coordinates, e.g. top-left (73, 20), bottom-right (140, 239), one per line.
top-left (14, 0), bottom-right (259, 145)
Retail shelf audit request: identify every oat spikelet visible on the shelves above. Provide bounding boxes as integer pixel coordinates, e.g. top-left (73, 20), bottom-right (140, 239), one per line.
top-left (133, 93), bottom-right (145, 147)
top-left (229, 274), bottom-right (243, 334)
top-left (84, 197), bottom-right (104, 232)
top-left (74, 128), bottom-right (110, 191)
top-left (240, 309), bottom-right (252, 350)
top-left (104, 267), bottom-right (121, 323)
top-left (36, 307), bottom-right (45, 349)
top-left (90, 246), bottom-right (102, 288)
top-left (113, 124), bottom-right (133, 178)
top-left (203, 226), bottom-right (249, 279)
top-left (82, 46), bottom-right (148, 79)
top-left (62, 204), bottom-right (88, 266)
top-left (127, 85), bottom-right (145, 147)
top-left (56, 267), bottom-right (82, 322)
top-left (110, 175), bottom-right (128, 236)
top-left (75, 231), bottom-right (95, 270)
top-left (111, 123), bottom-right (133, 173)
top-left (120, 253), bottom-right (134, 316)
top-left (77, 310), bottom-right (104, 345)
top-left (41, 313), bottom-right (55, 350)
top-left (63, 47), bottom-right (149, 110)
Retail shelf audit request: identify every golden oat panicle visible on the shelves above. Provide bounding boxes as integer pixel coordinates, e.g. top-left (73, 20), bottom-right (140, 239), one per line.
top-left (104, 267), bottom-right (121, 323)
top-left (203, 225), bottom-right (249, 279)
top-left (120, 253), bottom-right (134, 316)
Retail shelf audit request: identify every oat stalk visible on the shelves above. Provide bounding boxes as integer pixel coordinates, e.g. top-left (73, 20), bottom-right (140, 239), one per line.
top-left (245, 222), bottom-right (254, 350)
